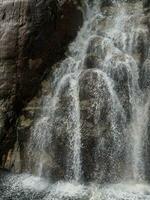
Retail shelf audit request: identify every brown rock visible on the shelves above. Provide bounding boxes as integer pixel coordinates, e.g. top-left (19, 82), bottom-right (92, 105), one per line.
top-left (0, 0), bottom-right (83, 168)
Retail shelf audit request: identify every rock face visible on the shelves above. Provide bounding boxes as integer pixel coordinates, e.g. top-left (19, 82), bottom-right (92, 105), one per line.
top-left (0, 0), bottom-right (83, 168)
top-left (143, 0), bottom-right (150, 11)
top-left (79, 70), bottom-right (112, 182)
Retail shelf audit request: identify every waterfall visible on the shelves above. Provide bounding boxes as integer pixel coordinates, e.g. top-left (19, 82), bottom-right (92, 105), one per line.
top-left (1, 1), bottom-right (150, 200)
top-left (66, 77), bottom-right (81, 182)
top-left (25, 0), bottom-right (150, 183)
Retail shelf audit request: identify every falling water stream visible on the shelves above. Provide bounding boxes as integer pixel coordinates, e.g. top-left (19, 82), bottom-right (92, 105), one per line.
top-left (1, 0), bottom-right (150, 200)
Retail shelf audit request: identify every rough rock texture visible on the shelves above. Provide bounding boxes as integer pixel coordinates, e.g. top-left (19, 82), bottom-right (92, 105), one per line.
top-left (141, 57), bottom-right (150, 90)
top-left (79, 67), bottom-right (126, 183)
top-left (79, 69), bottom-right (111, 182)
top-left (0, 0), bottom-right (83, 168)
top-left (143, 0), bottom-right (150, 12)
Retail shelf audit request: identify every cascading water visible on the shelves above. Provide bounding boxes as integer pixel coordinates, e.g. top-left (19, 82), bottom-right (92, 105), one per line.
top-left (1, 1), bottom-right (150, 200)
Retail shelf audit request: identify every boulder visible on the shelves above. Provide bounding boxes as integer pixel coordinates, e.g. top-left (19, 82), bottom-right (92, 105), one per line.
top-left (79, 69), bottom-right (126, 183)
top-left (83, 54), bottom-right (102, 69)
top-left (87, 36), bottom-right (114, 61)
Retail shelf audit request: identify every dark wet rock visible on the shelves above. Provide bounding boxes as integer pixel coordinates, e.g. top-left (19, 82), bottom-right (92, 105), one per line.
top-left (143, 0), bottom-right (150, 12)
top-left (100, 0), bottom-right (113, 7)
top-left (0, 168), bottom-right (10, 177)
top-left (0, 0), bottom-right (83, 168)
top-left (132, 28), bottom-right (149, 64)
top-left (87, 36), bottom-right (112, 60)
top-left (79, 69), bottom-right (126, 183)
top-left (79, 70), bottom-right (111, 136)
top-left (103, 53), bottom-right (132, 120)
top-left (79, 69), bottom-right (110, 182)
top-left (83, 54), bottom-right (102, 69)
top-left (140, 58), bottom-right (150, 90)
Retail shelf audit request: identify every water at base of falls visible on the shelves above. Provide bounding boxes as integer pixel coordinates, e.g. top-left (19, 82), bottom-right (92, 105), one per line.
top-left (1, 174), bottom-right (150, 200)
top-left (1, 0), bottom-right (150, 199)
